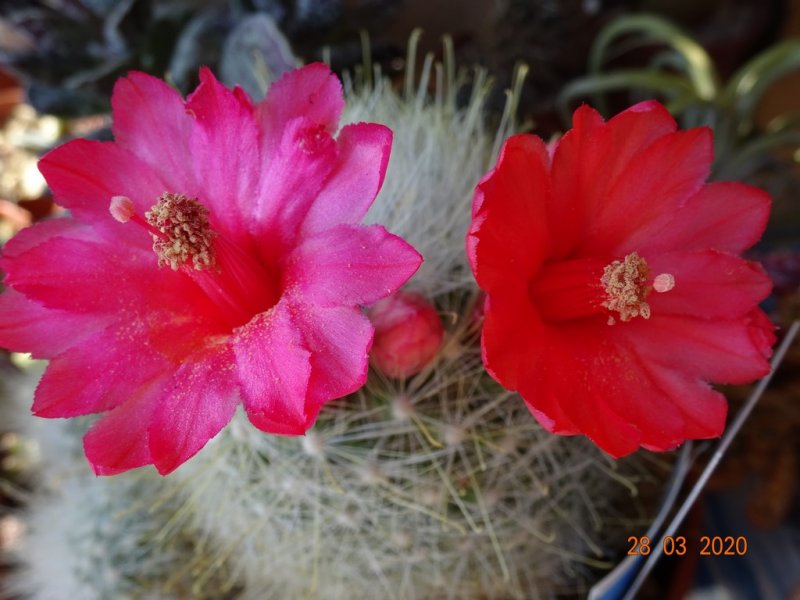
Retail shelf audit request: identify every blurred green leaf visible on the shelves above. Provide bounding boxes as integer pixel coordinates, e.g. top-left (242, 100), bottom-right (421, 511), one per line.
top-left (589, 14), bottom-right (718, 105)
top-left (558, 70), bottom-right (698, 123)
top-left (721, 39), bottom-right (800, 133)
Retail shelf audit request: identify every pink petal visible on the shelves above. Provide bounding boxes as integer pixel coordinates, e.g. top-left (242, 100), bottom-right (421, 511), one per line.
top-left (184, 68), bottom-right (259, 242)
top-left (33, 326), bottom-right (169, 417)
top-left (233, 303), bottom-right (312, 435)
top-left (1, 217), bottom-right (88, 260)
top-left (620, 182), bottom-right (771, 256)
top-left (83, 378), bottom-right (169, 475)
top-left (618, 313), bottom-right (773, 385)
top-left (256, 62), bottom-right (344, 160)
top-left (284, 224), bottom-right (422, 307)
top-left (0, 289), bottom-right (111, 358)
top-left (468, 134), bottom-right (551, 292)
top-left (582, 127), bottom-right (713, 254)
top-left (301, 123), bottom-right (393, 235)
top-left (3, 227), bottom-right (214, 318)
top-left (111, 72), bottom-right (198, 194)
top-left (647, 250), bottom-right (772, 319)
top-left (252, 115), bottom-right (339, 256)
top-left (148, 347), bottom-right (240, 475)
top-left (289, 301), bottom-right (373, 407)
top-left (38, 139), bottom-right (168, 234)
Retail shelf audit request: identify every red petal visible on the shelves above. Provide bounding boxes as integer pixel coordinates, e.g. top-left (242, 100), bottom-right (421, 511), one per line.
top-left (467, 134), bottom-right (551, 291)
top-left (647, 250), bottom-right (772, 319)
top-left (284, 224), bottom-right (421, 308)
top-left (620, 182), bottom-right (771, 256)
top-left (233, 303), bottom-right (312, 435)
top-left (618, 312), bottom-right (773, 385)
top-left (582, 127), bottom-right (713, 254)
top-left (480, 283), bottom-right (580, 433)
top-left (550, 102), bottom-right (676, 258)
top-left (637, 364), bottom-right (727, 440)
top-left (148, 347), bottom-right (239, 475)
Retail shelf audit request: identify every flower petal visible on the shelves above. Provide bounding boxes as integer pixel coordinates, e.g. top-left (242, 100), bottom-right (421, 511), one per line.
top-left (637, 364), bottom-right (727, 440)
top-left (38, 139), bottom-right (168, 234)
top-left (582, 127), bottom-right (713, 254)
top-left (647, 250), bottom-right (772, 319)
top-left (618, 312), bottom-right (774, 385)
top-left (33, 326), bottom-right (169, 418)
top-left (252, 116), bottom-right (338, 256)
top-left (3, 226), bottom-right (214, 318)
top-left (285, 224), bottom-right (421, 308)
top-left (290, 301), bottom-right (374, 407)
top-left (111, 71), bottom-right (198, 194)
top-left (233, 303), bottom-right (312, 435)
top-left (148, 346), bottom-right (240, 475)
top-left (256, 62), bottom-right (344, 159)
top-left (549, 101), bottom-right (676, 258)
top-left (185, 67), bottom-right (259, 242)
top-left (468, 134), bottom-right (551, 291)
top-left (620, 182), bottom-right (771, 255)
top-left (0, 289), bottom-right (111, 358)
top-left (553, 323), bottom-right (689, 454)
top-left (301, 123), bottom-right (393, 235)
top-left (83, 378), bottom-right (168, 475)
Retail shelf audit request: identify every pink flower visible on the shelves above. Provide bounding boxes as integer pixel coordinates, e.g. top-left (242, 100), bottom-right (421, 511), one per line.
top-left (0, 65), bottom-right (421, 475)
top-left (467, 101), bottom-right (775, 457)
top-left (368, 291), bottom-right (444, 378)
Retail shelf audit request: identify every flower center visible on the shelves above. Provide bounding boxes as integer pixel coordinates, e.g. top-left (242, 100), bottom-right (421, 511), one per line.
top-left (531, 252), bottom-right (675, 325)
top-left (600, 251), bottom-right (651, 325)
top-left (145, 193), bottom-right (217, 271)
top-left (110, 194), bottom-right (280, 328)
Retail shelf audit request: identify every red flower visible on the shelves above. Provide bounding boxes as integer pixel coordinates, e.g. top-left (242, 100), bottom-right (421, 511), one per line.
top-left (0, 65), bottom-right (421, 475)
top-left (467, 101), bottom-right (774, 457)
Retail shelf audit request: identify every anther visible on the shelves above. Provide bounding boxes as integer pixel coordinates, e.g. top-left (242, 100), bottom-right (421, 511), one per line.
top-left (145, 193), bottom-right (217, 271)
top-left (600, 252), bottom-right (652, 325)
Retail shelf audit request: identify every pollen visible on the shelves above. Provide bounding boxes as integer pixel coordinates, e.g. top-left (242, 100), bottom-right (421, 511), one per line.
top-left (600, 252), bottom-right (652, 325)
top-left (145, 193), bottom-right (217, 271)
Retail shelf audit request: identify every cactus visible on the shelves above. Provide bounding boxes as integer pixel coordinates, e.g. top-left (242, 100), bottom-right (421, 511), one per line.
top-left (2, 37), bottom-right (655, 600)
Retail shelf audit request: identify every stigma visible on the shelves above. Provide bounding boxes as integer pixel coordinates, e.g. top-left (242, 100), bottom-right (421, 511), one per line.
top-left (600, 252), bottom-right (674, 325)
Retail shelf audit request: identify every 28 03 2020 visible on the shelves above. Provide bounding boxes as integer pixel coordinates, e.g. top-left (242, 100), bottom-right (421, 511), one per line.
top-left (627, 535), bottom-right (749, 556)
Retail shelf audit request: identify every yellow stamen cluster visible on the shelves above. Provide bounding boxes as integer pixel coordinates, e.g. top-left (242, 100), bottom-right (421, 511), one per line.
top-left (600, 252), bottom-right (651, 325)
top-left (146, 193), bottom-right (216, 271)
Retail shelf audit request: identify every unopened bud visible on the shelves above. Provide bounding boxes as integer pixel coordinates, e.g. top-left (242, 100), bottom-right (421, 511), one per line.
top-left (369, 291), bottom-right (444, 379)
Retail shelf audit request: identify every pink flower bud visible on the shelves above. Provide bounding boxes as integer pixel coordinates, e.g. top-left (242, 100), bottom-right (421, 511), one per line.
top-left (369, 291), bottom-right (444, 379)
